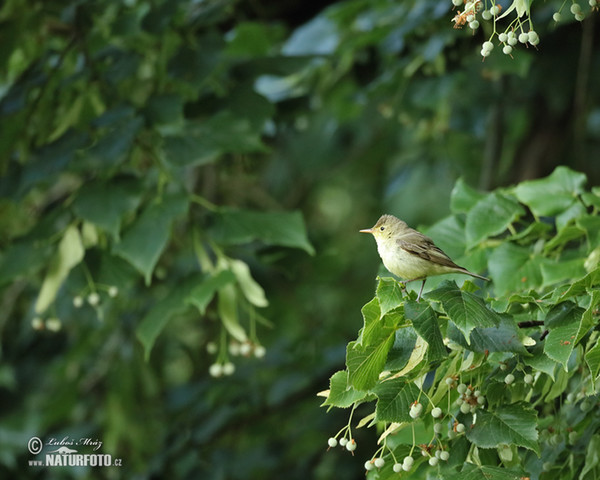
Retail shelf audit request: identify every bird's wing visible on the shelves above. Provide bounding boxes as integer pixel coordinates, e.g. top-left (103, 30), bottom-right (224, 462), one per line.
top-left (397, 230), bottom-right (462, 269)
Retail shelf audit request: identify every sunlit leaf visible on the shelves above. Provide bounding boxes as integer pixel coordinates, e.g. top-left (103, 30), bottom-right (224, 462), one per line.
top-left (35, 225), bottom-right (85, 314)
top-left (465, 192), bottom-right (524, 247)
top-left (513, 166), bottom-right (586, 217)
top-left (322, 371), bottom-right (370, 408)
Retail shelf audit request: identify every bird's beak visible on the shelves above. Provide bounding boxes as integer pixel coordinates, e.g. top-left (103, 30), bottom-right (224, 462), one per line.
top-left (359, 228), bottom-right (373, 234)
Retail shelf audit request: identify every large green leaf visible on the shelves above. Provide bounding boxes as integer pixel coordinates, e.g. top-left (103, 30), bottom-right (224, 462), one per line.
top-left (488, 243), bottom-right (545, 295)
top-left (373, 378), bottom-right (421, 422)
top-left (347, 333), bottom-right (395, 391)
top-left (376, 277), bottom-right (404, 316)
top-left (72, 178), bottom-right (143, 240)
top-left (404, 301), bottom-right (447, 362)
top-left (544, 302), bottom-right (584, 370)
top-left (513, 166), bottom-right (586, 217)
top-left (426, 281), bottom-right (499, 342)
top-left (466, 402), bottom-right (540, 455)
top-left (447, 316), bottom-right (528, 354)
top-left (450, 177), bottom-right (486, 214)
top-left (113, 194), bottom-right (189, 284)
top-left (385, 326), bottom-right (418, 372)
top-left (465, 192), bottom-right (524, 247)
top-left (211, 208), bottom-right (315, 255)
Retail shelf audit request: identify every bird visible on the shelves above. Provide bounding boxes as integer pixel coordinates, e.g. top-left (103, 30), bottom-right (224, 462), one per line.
top-left (360, 214), bottom-right (489, 301)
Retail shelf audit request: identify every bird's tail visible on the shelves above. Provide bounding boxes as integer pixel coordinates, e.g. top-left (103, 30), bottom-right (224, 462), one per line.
top-left (461, 269), bottom-right (490, 282)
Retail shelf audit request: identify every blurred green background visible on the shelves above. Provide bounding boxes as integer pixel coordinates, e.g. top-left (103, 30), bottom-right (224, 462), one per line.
top-left (0, 0), bottom-right (599, 478)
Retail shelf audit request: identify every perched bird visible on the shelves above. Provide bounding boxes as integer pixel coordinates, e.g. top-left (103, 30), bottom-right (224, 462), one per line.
top-left (360, 214), bottom-right (489, 301)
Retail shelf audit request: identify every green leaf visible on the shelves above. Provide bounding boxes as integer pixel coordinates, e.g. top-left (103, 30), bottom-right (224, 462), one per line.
top-left (322, 371), bottom-right (369, 408)
top-left (579, 435), bottom-right (600, 480)
top-left (488, 243), bottom-right (545, 295)
top-left (218, 283), bottom-right (248, 343)
top-left (113, 194), bottom-right (189, 285)
top-left (544, 302), bottom-right (584, 370)
top-left (465, 192), bottom-right (524, 247)
top-left (35, 225), bottom-right (85, 314)
top-left (385, 327), bottom-right (418, 371)
top-left (543, 225), bottom-right (586, 253)
top-left (136, 275), bottom-right (201, 360)
top-left (555, 268), bottom-right (600, 301)
top-left (512, 166), bottom-right (586, 216)
top-left (347, 333), bottom-right (395, 391)
top-left (585, 340), bottom-right (600, 393)
top-left (576, 290), bottom-right (600, 345)
top-left (426, 281), bottom-right (499, 343)
top-left (187, 270), bottom-right (236, 314)
top-left (373, 378), bottom-right (421, 422)
top-left (211, 208), bottom-right (315, 255)
top-left (404, 301), bottom-right (447, 362)
top-left (442, 463), bottom-right (525, 480)
top-left (577, 215), bottom-right (600, 246)
top-left (447, 316), bottom-right (528, 354)
top-left (376, 277), bottom-right (404, 316)
top-left (466, 402), bottom-right (540, 455)
top-left (541, 258), bottom-right (586, 287)
top-left (450, 178), bottom-right (486, 214)
top-left (524, 347), bottom-right (558, 380)
top-left (72, 178), bottom-right (143, 240)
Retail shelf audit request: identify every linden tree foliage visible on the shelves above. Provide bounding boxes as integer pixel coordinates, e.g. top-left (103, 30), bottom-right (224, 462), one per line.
top-left (323, 167), bottom-right (600, 480)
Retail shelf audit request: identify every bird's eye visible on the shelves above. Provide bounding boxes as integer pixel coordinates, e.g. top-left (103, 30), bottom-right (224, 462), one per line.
top-left (380, 226), bottom-right (385, 231)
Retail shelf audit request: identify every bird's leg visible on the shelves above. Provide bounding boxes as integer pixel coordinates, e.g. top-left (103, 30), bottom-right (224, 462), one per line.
top-left (416, 279), bottom-right (426, 303)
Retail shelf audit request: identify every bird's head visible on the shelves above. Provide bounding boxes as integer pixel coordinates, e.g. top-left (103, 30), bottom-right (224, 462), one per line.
top-left (359, 214), bottom-right (406, 241)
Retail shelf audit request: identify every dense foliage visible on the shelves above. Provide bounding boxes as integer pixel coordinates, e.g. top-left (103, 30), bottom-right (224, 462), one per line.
top-left (323, 167), bottom-right (600, 479)
top-left (0, 0), bottom-right (598, 478)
